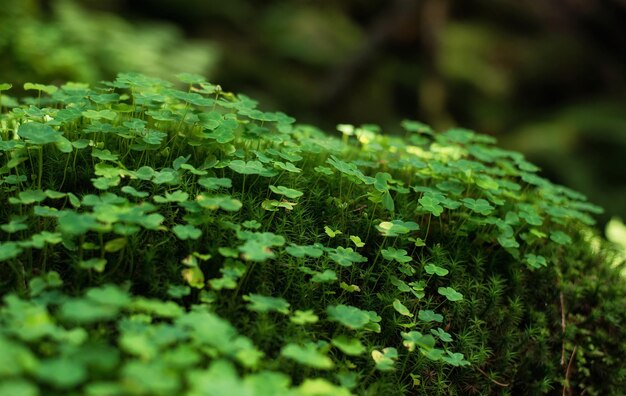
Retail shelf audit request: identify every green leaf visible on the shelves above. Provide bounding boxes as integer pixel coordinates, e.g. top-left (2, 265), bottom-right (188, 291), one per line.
top-left (418, 195), bottom-right (444, 216)
top-left (431, 328), bottom-right (453, 342)
top-left (290, 310), bottom-right (319, 325)
top-left (269, 185), bottom-right (303, 199)
top-left (0, 83), bottom-right (12, 91)
top-left (424, 263), bottom-right (449, 276)
top-left (0, 242), bottom-right (23, 262)
top-left (349, 235), bottom-right (365, 248)
top-left (24, 83), bottom-right (57, 95)
top-left (228, 160), bottom-right (267, 175)
top-left (121, 186), bottom-right (149, 198)
top-left (1, 217), bottom-right (28, 233)
top-left (0, 380), bottom-right (38, 396)
top-left (393, 299), bottom-right (413, 317)
top-left (198, 177), bottom-right (232, 191)
top-left (376, 220), bottom-right (419, 237)
top-left (79, 258), bottom-right (107, 272)
top-left (91, 149), bottom-right (119, 162)
top-left (86, 285), bottom-right (131, 307)
top-left (438, 287), bottom-right (463, 302)
top-left (324, 226), bottom-right (342, 238)
top-left (371, 347), bottom-right (398, 371)
top-left (297, 379), bottom-right (351, 396)
top-left (273, 161), bottom-right (301, 173)
top-left (285, 244), bottom-right (324, 258)
top-left (153, 190), bottom-right (189, 203)
top-left (196, 194), bottom-right (242, 212)
top-left (550, 230), bottom-right (573, 245)
top-left (281, 342), bottom-right (334, 370)
top-left (60, 299), bottom-right (119, 323)
top-left (104, 237), bottom-right (127, 252)
top-left (176, 72), bottom-right (207, 85)
top-left (340, 282), bottom-right (361, 293)
top-left (401, 331), bottom-right (436, 352)
top-left (18, 122), bottom-right (63, 145)
top-left (442, 351), bottom-right (470, 367)
top-left (173, 224), bottom-right (202, 240)
top-left (329, 247), bottom-right (367, 267)
top-left (311, 269), bottom-right (338, 283)
top-left (327, 304), bottom-right (370, 329)
top-left (461, 198), bottom-right (494, 216)
top-left (182, 267), bottom-right (205, 289)
top-left (16, 190), bottom-right (47, 204)
top-left (418, 310), bottom-right (443, 323)
top-left (332, 335), bottom-right (366, 356)
top-left (381, 247), bottom-right (412, 263)
top-left (36, 358), bottom-right (86, 389)
top-left (525, 254), bottom-right (547, 269)
top-left (243, 294), bottom-right (290, 314)
top-left (58, 212), bottom-right (99, 235)
top-left (82, 109), bottom-right (117, 121)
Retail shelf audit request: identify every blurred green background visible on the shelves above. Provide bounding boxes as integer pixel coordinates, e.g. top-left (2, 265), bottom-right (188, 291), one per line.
top-left (2, 0), bottom-right (625, 224)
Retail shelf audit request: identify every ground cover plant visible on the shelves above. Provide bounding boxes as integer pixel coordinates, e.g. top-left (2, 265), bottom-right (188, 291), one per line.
top-left (0, 73), bottom-right (625, 395)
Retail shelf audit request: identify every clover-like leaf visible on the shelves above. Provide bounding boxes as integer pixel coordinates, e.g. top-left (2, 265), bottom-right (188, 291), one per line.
top-left (401, 331), bottom-right (436, 352)
top-left (82, 109), bottom-right (117, 121)
top-left (324, 226), bottom-right (342, 238)
top-left (290, 310), bottom-right (319, 325)
top-left (91, 149), bottom-right (119, 162)
top-left (281, 342), bottom-right (333, 370)
top-left (35, 358), bottom-right (86, 389)
top-left (58, 211), bottom-right (99, 235)
top-left (431, 328), bottom-right (453, 342)
top-left (228, 160), bottom-right (267, 175)
top-left (327, 304), bottom-right (370, 330)
top-left (525, 253), bottom-right (547, 269)
top-left (198, 177), bottom-right (232, 191)
top-left (424, 263), bottom-right (449, 276)
top-left (418, 310), bottom-right (443, 323)
top-left (461, 198), bottom-right (494, 215)
top-left (243, 294), bottom-right (290, 314)
top-left (442, 351), bottom-right (470, 367)
top-left (311, 269), bottom-right (338, 283)
top-left (393, 299), bottom-right (413, 317)
top-left (121, 186), bottom-right (149, 198)
top-left (17, 122), bottom-right (64, 145)
top-left (173, 224), bottom-right (202, 240)
top-left (24, 82), bottom-right (58, 95)
top-left (371, 347), bottom-right (398, 371)
top-left (329, 247), bottom-right (367, 267)
top-left (376, 220), bottom-right (419, 237)
top-left (418, 195), bottom-right (444, 216)
top-left (332, 335), bottom-right (366, 356)
top-left (550, 230), bottom-right (573, 245)
top-left (196, 194), bottom-right (242, 212)
top-left (285, 244), bottom-right (324, 258)
top-left (438, 287), bottom-right (463, 302)
top-left (269, 185), bottom-right (303, 199)
top-left (0, 242), bottom-right (23, 262)
top-left (182, 266), bottom-right (205, 289)
top-left (340, 282), bottom-right (361, 293)
top-left (349, 235), bottom-right (365, 248)
top-left (381, 247), bottom-right (412, 263)
top-left (79, 258), bottom-right (107, 272)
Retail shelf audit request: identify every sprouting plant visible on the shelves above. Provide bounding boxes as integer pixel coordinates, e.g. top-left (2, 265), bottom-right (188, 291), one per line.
top-left (0, 73), bottom-right (624, 396)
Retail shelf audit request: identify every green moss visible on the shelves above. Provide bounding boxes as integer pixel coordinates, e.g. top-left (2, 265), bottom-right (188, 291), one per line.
top-left (0, 73), bottom-right (624, 395)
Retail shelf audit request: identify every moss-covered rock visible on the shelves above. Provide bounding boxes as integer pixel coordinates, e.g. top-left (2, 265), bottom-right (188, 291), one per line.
top-left (0, 73), bottom-right (624, 395)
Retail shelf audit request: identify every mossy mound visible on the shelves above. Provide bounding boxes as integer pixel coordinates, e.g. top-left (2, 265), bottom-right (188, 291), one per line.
top-left (0, 73), bottom-right (624, 395)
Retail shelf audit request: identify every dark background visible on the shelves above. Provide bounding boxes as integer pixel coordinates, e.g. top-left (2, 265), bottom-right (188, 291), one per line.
top-left (3, 0), bottom-right (625, 225)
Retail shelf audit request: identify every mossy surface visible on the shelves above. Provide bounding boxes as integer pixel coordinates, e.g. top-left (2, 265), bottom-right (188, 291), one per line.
top-left (0, 73), bottom-right (624, 395)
